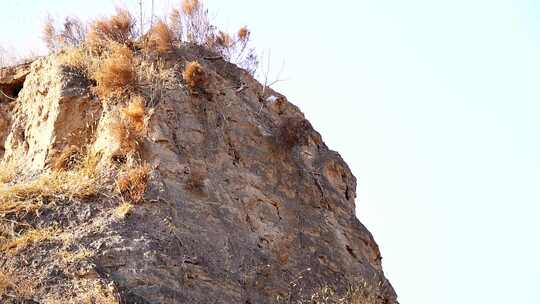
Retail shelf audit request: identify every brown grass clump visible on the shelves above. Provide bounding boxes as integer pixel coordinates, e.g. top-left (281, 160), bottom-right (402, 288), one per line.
top-left (112, 97), bottom-right (147, 155)
top-left (0, 171), bottom-right (98, 205)
top-left (52, 145), bottom-right (81, 171)
top-left (86, 8), bottom-right (136, 50)
top-left (182, 0), bottom-right (200, 16)
top-left (1, 227), bottom-right (57, 254)
top-left (182, 61), bottom-right (206, 90)
top-left (137, 60), bottom-right (180, 105)
top-left (148, 20), bottom-right (174, 54)
top-left (215, 31), bottom-right (231, 48)
top-left (116, 164), bottom-right (150, 203)
top-left (123, 96), bottom-right (146, 133)
top-left (0, 150), bottom-right (101, 218)
top-left (238, 26), bottom-right (250, 40)
top-left (111, 120), bottom-right (141, 155)
top-left (93, 43), bottom-right (135, 99)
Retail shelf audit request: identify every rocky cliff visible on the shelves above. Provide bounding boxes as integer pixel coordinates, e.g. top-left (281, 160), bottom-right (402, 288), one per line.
top-left (0, 45), bottom-right (397, 303)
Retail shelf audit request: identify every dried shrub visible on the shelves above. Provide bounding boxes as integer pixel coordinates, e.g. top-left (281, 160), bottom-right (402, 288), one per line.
top-left (0, 171), bottom-right (98, 207)
top-left (58, 17), bottom-right (87, 47)
top-left (137, 60), bottom-right (180, 105)
top-left (276, 277), bottom-right (392, 304)
top-left (59, 46), bottom-right (91, 75)
top-left (277, 118), bottom-right (312, 150)
top-left (0, 151), bottom-right (102, 218)
top-left (182, 61), bottom-right (206, 90)
top-left (169, 8), bottom-right (183, 41)
top-left (42, 17), bottom-right (58, 52)
top-left (111, 119), bottom-right (141, 155)
top-left (52, 145), bottom-right (81, 171)
top-left (182, 0), bottom-right (200, 15)
top-left (93, 43), bottom-right (135, 98)
top-left (112, 97), bottom-right (147, 155)
top-left (123, 96), bottom-right (146, 133)
top-left (42, 16), bottom-right (87, 52)
top-left (1, 227), bottom-right (57, 254)
top-left (86, 8), bottom-right (136, 50)
top-left (116, 164), bottom-right (150, 203)
top-left (148, 20), bottom-right (174, 54)
top-left (238, 26), bottom-right (249, 40)
top-left (167, 1), bottom-right (258, 74)
top-left (208, 26), bottom-right (258, 74)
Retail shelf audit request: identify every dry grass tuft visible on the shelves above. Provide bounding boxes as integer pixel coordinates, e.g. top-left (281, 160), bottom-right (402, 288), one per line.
top-left (215, 31), bottom-right (231, 48)
top-left (182, 0), bottom-right (201, 16)
top-left (0, 272), bottom-right (13, 296)
top-left (111, 119), bottom-right (141, 155)
top-left (112, 97), bottom-right (148, 155)
top-left (1, 227), bottom-right (57, 254)
top-left (86, 8), bottom-right (135, 50)
top-left (276, 277), bottom-right (391, 304)
top-left (148, 20), bottom-right (174, 54)
top-left (238, 26), bottom-right (250, 40)
top-left (115, 201), bottom-right (134, 219)
top-left (93, 43), bottom-right (135, 99)
top-left (58, 248), bottom-right (94, 264)
top-left (0, 158), bottom-right (19, 184)
top-left (137, 59), bottom-right (180, 105)
top-left (59, 46), bottom-right (90, 74)
top-left (182, 61), bottom-right (206, 90)
top-left (116, 164), bottom-right (150, 203)
top-left (0, 150), bottom-right (102, 218)
top-left (123, 96), bottom-right (146, 133)
top-left (0, 171), bottom-right (98, 205)
top-left (52, 145), bottom-right (81, 171)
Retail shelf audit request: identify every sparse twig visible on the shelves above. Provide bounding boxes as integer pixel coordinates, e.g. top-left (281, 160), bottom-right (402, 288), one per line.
top-left (0, 88), bottom-right (17, 101)
top-left (257, 50), bottom-right (287, 114)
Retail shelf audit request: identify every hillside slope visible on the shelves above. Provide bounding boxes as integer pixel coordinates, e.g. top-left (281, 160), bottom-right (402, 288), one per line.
top-left (0, 45), bottom-right (397, 304)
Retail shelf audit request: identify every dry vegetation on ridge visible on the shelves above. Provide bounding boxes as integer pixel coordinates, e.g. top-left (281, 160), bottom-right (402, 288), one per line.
top-left (0, 1), bottom-right (395, 303)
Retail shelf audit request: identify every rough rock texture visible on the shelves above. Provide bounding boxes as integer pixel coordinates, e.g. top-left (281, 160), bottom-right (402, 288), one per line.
top-left (0, 62), bottom-right (30, 157)
top-left (0, 46), bottom-right (397, 303)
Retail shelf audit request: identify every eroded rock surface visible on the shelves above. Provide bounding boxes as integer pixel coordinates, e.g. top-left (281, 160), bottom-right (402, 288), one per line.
top-left (0, 46), bottom-right (397, 304)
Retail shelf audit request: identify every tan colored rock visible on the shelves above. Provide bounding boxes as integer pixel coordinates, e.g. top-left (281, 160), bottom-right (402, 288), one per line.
top-left (2, 58), bottom-right (100, 173)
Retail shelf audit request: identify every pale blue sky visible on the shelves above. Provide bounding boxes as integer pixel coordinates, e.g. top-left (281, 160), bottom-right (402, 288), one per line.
top-left (1, 1), bottom-right (540, 303)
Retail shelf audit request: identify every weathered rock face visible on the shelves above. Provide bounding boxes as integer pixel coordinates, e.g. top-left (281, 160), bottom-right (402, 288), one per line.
top-left (0, 46), bottom-right (397, 303)
top-left (0, 62), bottom-right (30, 158)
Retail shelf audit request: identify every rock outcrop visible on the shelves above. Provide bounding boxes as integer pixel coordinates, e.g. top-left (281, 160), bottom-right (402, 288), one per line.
top-left (0, 45), bottom-right (397, 303)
